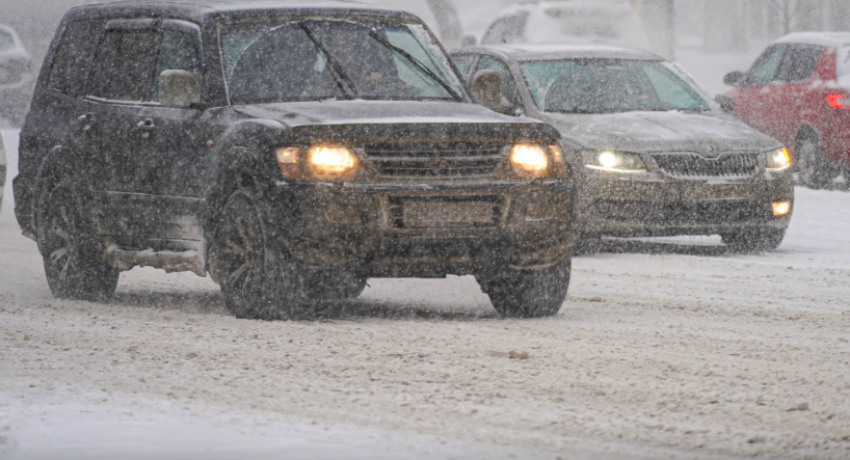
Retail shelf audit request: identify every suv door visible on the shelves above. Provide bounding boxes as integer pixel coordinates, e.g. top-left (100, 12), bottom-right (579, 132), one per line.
top-left (81, 19), bottom-right (162, 248)
top-left (145, 19), bottom-right (212, 246)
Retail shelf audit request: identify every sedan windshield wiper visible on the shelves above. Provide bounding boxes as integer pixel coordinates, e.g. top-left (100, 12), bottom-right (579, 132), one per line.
top-left (299, 23), bottom-right (359, 100)
top-left (367, 29), bottom-right (463, 102)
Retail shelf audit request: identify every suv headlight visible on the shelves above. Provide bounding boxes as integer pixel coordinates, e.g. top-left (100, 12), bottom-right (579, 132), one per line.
top-left (766, 147), bottom-right (791, 171)
top-left (276, 145), bottom-right (360, 181)
top-left (583, 151), bottom-right (647, 173)
top-left (510, 144), bottom-right (549, 179)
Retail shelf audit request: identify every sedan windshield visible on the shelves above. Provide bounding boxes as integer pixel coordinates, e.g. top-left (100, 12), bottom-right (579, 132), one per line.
top-left (220, 19), bottom-right (465, 104)
top-left (521, 59), bottom-right (711, 114)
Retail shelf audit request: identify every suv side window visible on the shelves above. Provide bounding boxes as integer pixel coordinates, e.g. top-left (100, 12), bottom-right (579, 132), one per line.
top-left (774, 45), bottom-right (822, 82)
top-left (88, 26), bottom-right (160, 101)
top-left (475, 56), bottom-right (521, 108)
top-left (155, 22), bottom-right (204, 101)
top-left (48, 20), bottom-right (103, 96)
top-left (157, 23), bottom-right (203, 81)
top-left (747, 45), bottom-right (786, 86)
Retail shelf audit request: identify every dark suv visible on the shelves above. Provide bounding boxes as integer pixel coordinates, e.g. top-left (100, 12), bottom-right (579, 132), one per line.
top-left (14, 1), bottom-right (576, 319)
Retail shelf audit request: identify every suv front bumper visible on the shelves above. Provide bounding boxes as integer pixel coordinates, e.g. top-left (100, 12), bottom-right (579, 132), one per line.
top-left (268, 180), bottom-right (577, 277)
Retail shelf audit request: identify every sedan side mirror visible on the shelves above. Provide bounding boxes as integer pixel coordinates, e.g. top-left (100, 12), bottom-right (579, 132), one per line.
top-left (159, 70), bottom-right (201, 109)
top-left (715, 94), bottom-right (737, 114)
top-left (472, 70), bottom-right (503, 111)
top-left (723, 71), bottom-right (746, 87)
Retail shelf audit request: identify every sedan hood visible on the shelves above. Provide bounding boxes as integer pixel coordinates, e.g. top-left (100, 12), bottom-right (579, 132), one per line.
top-left (540, 111), bottom-right (781, 155)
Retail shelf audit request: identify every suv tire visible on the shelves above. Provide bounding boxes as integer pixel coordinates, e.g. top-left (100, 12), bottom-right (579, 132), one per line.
top-left (796, 134), bottom-right (831, 189)
top-left (480, 258), bottom-right (571, 318)
top-left (721, 226), bottom-right (786, 252)
top-left (213, 190), bottom-right (306, 320)
top-left (302, 271), bottom-right (367, 300)
top-left (36, 180), bottom-right (119, 301)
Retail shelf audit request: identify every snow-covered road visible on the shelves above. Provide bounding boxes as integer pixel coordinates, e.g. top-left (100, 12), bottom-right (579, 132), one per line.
top-left (2, 131), bottom-right (850, 459)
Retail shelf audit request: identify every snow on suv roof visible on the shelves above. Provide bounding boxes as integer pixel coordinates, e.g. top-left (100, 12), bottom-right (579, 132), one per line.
top-left (470, 43), bottom-right (661, 62)
top-left (774, 32), bottom-right (850, 49)
top-left (99, 0), bottom-right (403, 15)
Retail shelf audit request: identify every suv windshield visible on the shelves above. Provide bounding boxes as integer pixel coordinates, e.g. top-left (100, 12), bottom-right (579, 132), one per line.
top-left (221, 19), bottom-right (465, 104)
top-left (521, 59), bottom-right (711, 114)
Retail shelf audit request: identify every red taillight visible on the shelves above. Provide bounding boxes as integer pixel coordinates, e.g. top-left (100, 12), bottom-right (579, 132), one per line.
top-left (826, 93), bottom-right (850, 110)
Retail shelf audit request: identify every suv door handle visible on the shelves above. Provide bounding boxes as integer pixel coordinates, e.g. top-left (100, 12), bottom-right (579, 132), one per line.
top-left (136, 119), bottom-right (156, 131)
top-left (78, 113), bottom-right (95, 131)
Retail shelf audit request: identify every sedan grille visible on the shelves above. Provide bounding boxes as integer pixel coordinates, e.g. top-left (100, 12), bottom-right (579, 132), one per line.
top-left (365, 142), bottom-right (504, 178)
top-left (653, 153), bottom-right (761, 178)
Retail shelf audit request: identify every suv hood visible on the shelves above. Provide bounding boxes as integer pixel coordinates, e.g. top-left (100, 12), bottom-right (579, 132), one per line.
top-left (236, 100), bottom-right (534, 128)
top-left (540, 111), bottom-right (780, 155)
top-left (235, 100), bottom-right (560, 144)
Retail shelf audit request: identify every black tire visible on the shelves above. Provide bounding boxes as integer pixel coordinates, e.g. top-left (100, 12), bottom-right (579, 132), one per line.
top-left (796, 134), bottom-right (832, 189)
top-left (212, 190), bottom-right (305, 320)
top-left (36, 180), bottom-right (119, 301)
top-left (301, 271), bottom-right (367, 300)
top-left (480, 258), bottom-right (571, 318)
top-left (721, 227), bottom-right (786, 252)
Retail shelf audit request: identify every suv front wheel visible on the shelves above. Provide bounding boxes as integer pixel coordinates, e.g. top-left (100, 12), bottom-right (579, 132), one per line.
top-left (212, 190), bottom-right (306, 320)
top-left (479, 258), bottom-right (571, 318)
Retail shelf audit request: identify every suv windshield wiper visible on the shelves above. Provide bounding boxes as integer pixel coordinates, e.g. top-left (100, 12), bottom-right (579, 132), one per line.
top-left (299, 23), bottom-right (358, 100)
top-left (366, 29), bottom-right (463, 102)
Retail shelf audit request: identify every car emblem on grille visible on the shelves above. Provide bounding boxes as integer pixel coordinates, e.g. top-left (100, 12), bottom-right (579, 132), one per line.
top-left (702, 144), bottom-right (720, 158)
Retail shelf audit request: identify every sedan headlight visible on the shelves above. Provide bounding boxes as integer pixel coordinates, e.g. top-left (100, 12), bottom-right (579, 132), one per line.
top-left (275, 145), bottom-right (360, 181)
top-left (510, 144), bottom-right (549, 179)
top-left (766, 147), bottom-right (791, 171)
top-left (583, 151), bottom-right (647, 173)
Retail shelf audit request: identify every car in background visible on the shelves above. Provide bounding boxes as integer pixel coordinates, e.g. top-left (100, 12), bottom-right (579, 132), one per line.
top-left (723, 33), bottom-right (850, 189)
top-left (0, 24), bottom-right (33, 126)
top-left (478, 0), bottom-right (652, 53)
top-left (0, 133), bottom-right (6, 215)
top-left (452, 44), bottom-right (795, 251)
top-left (14, 1), bottom-right (576, 319)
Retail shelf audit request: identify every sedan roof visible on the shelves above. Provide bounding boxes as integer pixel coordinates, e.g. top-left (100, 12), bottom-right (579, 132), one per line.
top-left (460, 43), bottom-right (662, 62)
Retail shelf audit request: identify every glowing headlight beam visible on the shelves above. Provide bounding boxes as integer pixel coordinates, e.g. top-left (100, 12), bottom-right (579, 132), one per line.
top-left (766, 147), bottom-right (791, 171)
top-left (308, 146), bottom-right (359, 181)
top-left (510, 144), bottom-right (549, 179)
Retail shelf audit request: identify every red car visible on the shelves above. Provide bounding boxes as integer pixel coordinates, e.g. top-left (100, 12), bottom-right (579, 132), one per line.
top-left (723, 33), bottom-right (850, 188)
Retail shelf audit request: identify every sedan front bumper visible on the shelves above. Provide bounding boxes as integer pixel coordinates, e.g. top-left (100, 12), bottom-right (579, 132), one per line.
top-left (579, 169), bottom-right (794, 238)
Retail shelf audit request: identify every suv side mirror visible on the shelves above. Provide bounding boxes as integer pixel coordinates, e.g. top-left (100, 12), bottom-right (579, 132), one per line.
top-left (715, 94), bottom-right (737, 114)
top-left (461, 34), bottom-right (478, 48)
top-left (159, 70), bottom-right (201, 109)
top-left (723, 71), bottom-right (746, 87)
top-left (472, 70), bottom-right (503, 110)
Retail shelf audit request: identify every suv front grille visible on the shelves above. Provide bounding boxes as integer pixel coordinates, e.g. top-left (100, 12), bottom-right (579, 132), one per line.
top-left (365, 142), bottom-right (504, 178)
top-left (653, 153), bottom-right (760, 178)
